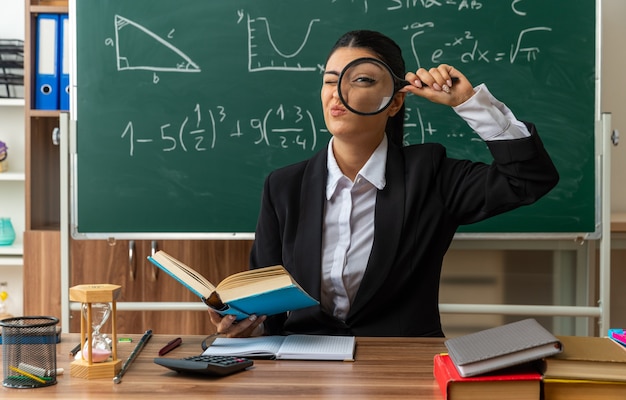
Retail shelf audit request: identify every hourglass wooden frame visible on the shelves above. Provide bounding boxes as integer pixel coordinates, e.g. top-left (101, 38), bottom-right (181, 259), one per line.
top-left (69, 284), bottom-right (123, 379)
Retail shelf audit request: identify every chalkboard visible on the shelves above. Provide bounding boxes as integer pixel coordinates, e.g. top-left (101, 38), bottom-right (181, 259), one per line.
top-left (73, 0), bottom-right (597, 237)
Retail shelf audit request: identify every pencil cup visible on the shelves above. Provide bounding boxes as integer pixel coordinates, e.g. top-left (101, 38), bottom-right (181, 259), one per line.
top-left (0, 316), bottom-right (59, 388)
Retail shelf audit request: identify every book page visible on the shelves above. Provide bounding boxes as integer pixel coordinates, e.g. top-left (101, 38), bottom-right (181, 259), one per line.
top-left (216, 265), bottom-right (288, 289)
top-left (202, 336), bottom-right (285, 358)
top-left (201, 335), bottom-right (355, 361)
top-left (217, 275), bottom-right (295, 302)
top-left (276, 335), bottom-right (355, 361)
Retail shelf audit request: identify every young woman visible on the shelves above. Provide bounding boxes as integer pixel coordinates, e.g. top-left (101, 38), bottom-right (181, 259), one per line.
top-left (208, 30), bottom-right (559, 337)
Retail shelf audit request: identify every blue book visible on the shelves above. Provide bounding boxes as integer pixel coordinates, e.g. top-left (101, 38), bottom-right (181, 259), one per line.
top-left (147, 251), bottom-right (318, 320)
top-left (609, 328), bottom-right (626, 347)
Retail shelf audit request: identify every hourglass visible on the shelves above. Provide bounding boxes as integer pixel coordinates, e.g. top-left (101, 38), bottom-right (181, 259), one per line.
top-left (82, 302), bottom-right (112, 362)
top-left (69, 284), bottom-right (123, 379)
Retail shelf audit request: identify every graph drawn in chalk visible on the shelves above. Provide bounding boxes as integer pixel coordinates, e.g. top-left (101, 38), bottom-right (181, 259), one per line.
top-left (114, 15), bottom-right (200, 73)
top-left (247, 14), bottom-right (319, 72)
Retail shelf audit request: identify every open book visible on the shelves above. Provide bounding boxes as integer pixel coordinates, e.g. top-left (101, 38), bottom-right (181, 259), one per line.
top-left (147, 251), bottom-right (318, 320)
top-left (202, 335), bottom-right (356, 361)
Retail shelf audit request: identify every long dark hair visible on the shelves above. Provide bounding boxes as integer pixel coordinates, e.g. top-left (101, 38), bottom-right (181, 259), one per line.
top-left (326, 30), bottom-right (406, 147)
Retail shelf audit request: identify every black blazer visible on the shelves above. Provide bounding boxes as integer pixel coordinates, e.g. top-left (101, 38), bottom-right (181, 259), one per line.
top-left (250, 122), bottom-right (559, 337)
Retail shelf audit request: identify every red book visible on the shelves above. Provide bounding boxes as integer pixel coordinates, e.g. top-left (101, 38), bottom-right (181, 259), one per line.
top-left (433, 354), bottom-right (541, 400)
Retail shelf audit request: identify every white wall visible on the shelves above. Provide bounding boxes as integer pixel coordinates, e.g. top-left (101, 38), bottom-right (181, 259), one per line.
top-left (0, 0), bottom-right (25, 40)
top-left (0, 0), bottom-right (25, 317)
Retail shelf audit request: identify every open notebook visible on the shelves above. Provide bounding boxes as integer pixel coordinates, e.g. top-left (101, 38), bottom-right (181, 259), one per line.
top-left (202, 335), bottom-right (356, 361)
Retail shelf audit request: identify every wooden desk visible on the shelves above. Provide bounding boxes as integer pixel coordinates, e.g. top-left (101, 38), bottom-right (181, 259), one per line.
top-left (1, 334), bottom-right (447, 399)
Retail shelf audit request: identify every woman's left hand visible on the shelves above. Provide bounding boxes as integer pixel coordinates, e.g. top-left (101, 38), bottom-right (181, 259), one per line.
top-left (401, 64), bottom-right (475, 107)
top-left (207, 308), bottom-right (266, 338)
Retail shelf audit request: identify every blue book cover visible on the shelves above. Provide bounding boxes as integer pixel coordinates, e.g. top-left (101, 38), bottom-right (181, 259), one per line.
top-left (147, 251), bottom-right (318, 320)
top-left (609, 329), bottom-right (626, 347)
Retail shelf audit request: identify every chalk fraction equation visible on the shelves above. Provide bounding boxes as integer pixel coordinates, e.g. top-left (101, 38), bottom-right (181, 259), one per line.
top-left (120, 102), bottom-right (483, 158)
top-left (120, 104), bottom-right (319, 157)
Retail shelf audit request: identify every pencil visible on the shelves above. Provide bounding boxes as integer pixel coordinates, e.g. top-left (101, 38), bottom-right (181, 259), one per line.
top-left (9, 365), bottom-right (47, 384)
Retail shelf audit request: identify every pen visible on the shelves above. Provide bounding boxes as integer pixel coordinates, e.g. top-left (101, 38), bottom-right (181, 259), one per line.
top-left (18, 362), bottom-right (64, 376)
top-left (113, 329), bottom-right (152, 384)
top-left (69, 336), bottom-right (88, 358)
top-left (158, 337), bottom-right (182, 356)
top-left (69, 342), bottom-right (81, 357)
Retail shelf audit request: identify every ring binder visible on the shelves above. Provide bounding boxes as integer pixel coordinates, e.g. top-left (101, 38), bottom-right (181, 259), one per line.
top-left (35, 14), bottom-right (59, 110)
top-left (59, 14), bottom-right (69, 111)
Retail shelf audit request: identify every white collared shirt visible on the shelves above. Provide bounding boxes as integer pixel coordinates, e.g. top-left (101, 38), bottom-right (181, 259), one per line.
top-left (321, 84), bottom-right (530, 320)
top-left (322, 135), bottom-right (387, 320)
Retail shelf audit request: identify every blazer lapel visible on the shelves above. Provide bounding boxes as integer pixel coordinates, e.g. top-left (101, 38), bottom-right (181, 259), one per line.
top-left (292, 148), bottom-right (328, 301)
top-left (348, 142), bottom-right (405, 319)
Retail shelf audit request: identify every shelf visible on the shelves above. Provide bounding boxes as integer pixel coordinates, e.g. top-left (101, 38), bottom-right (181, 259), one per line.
top-left (0, 243), bottom-right (23, 257)
top-left (0, 172), bottom-right (25, 181)
top-left (30, 5), bottom-right (68, 14)
top-left (0, 99), bottom-right (25, 107)
top-left (0, 256), bottom-right (23, 266)
top-left (29, 109), bottom-right (61, 118)
top-left (31, 224), bottom-right (60, 231)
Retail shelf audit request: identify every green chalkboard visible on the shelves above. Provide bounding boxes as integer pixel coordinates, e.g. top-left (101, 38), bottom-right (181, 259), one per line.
top-left (73, 0), bottom-right (596, 237)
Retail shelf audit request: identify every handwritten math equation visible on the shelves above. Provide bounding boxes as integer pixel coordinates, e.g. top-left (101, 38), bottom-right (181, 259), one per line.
top-left (120, 104), bottom-right (319, 157)
top-left (120, 103), bottom-right (481, 157)
top-left (107, 0), bottom-right (562, 157)
top-left (107, 1), bottom-right (554, 80)
top-left (241, 0), bottom-right (552, 74)
top-left (402, 25), bottom-right (552, 68)
top-left (344, 0), bottom-right (524, 14)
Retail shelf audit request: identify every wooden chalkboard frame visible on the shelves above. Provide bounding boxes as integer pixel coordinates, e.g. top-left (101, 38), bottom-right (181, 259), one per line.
top-left (69, 0), bottom-right (600, 239)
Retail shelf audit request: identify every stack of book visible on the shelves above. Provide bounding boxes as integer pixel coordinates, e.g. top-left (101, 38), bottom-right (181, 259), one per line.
top-left (434, 321), bottom-right (626, 400)
top-left (434, 318), bottom-right (562, 400)
top-left (541, 335), bottom-right (626, 400)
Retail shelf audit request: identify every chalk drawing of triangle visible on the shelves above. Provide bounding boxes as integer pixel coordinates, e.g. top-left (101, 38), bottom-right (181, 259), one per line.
top-left (114, 15), bottom-right (201, 73)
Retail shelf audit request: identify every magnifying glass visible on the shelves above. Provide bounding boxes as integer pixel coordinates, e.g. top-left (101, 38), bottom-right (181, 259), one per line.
top-left (337, 57), bottom-right (459, 116)
top-left (337, 57), bottom-right (409, 116)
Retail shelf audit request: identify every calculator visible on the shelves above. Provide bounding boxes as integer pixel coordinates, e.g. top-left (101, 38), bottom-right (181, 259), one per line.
top-left (154, 354), bottom-right (253, 377)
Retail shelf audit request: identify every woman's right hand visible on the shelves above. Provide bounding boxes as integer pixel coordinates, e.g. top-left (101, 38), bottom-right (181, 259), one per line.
top-left (207, 308), bottom-right (266, 337)
top-left (402, 64), bottom-right (475, 107)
